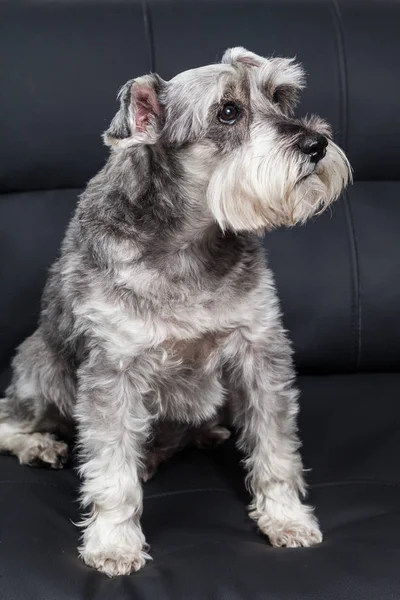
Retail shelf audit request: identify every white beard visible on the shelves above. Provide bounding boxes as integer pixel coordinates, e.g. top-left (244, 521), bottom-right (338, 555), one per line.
top-left (207, 123), bottom-right (352, 232)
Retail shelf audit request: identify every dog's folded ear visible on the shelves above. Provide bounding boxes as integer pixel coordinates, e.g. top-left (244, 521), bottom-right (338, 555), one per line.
top-left (221, 47), bottom-right (265, 68)
top-left (104, 74), bottom-right (165, 149)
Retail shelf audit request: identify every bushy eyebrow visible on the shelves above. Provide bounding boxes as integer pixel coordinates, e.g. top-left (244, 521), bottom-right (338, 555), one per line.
top-left (256, 58), bottom-right (306, 92)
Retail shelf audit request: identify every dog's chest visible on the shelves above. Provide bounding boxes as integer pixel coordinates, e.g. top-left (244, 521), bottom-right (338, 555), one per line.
top-left (159, 330), bottom-right (226, 368)
top-left (149, 331), bottom-right (227, 423)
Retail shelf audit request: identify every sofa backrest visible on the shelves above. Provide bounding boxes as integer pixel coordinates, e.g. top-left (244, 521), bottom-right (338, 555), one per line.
top-left (1, 0), bottom-right (399, 391)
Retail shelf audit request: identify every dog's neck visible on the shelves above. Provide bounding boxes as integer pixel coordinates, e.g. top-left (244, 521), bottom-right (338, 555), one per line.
top-left (78, 142), bottom-right (242, 270)
top-left (72, 139), bottom-right (262, 308)
top-left (119, 143), bottom-right (219, 248)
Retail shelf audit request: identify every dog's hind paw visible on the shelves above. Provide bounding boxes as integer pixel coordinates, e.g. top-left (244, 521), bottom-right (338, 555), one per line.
top-left (192, 424), bottom-right (231, 449)
top-left (18, 433), bottom-right (68, 469)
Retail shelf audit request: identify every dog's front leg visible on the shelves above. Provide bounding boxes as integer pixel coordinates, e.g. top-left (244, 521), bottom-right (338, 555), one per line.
top-left (75, 356), bottom-right (151, 576)
top-left (224, 323), bottom-right (322, 548)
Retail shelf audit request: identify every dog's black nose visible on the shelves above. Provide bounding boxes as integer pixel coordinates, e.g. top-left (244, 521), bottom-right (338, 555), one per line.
top-left (298, 134), bottom-right (328, 163)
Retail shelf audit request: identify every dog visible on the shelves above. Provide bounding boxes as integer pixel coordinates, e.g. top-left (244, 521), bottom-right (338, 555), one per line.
top-left (0, 47), bottom-right (351, 576)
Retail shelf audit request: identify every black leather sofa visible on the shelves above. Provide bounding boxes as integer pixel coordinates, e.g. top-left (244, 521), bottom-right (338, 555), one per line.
top-left (1, 1), bottom-right (400, 598)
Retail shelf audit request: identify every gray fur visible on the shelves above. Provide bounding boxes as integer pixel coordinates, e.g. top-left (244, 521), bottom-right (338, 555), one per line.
top-left (0, 47), bottom-right (351, 576)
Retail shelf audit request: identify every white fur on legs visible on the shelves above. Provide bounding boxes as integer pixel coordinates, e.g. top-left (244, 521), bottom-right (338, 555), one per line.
top-left (76, 357), bottom-right (152, 576)
top-left (249, 481), bottom-right (322, 547)
top-left (223, 309), bottom-right (323, 550)
top-left (243, 427), bottom-right (323, 549)
top-left (0, 422), bottom-right (68, 468)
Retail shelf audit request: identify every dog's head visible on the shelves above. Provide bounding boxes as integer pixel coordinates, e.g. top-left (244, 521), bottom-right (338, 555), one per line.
top-left (104, 47), bottom-right (351, 231)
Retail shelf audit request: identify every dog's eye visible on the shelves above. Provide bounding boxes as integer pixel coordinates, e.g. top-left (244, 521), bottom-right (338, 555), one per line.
top-left (218, 103), bottom-right (239, 124)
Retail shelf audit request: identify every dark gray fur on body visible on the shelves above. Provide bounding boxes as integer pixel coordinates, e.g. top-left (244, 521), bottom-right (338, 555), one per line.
top-left (0, 47), bottom-right (351, 576)
top-left (7, 146), bottom-right (265, 423)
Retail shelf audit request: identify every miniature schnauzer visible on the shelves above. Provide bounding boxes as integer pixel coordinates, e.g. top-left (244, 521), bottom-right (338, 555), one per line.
top-left (0, 47), bottom-right (351, 576)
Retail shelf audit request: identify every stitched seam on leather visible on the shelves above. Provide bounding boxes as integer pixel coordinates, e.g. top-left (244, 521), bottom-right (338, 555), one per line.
top-left (0, 186), bottom-right (83, 196)
top-left (142, 0), bottom-right (155, 72)
top-left (144, 488), bottom-right (232, 500)
top-left (345, 198), bottom-right (362, 371)
top-left (331, 1), bottom-right (348, 153)
top-left (0, 483), bottom-right (233, 497)
top-left (1, 481), bottom-right (400, 490)
top-left (331, 0), bottom-right (362, 372)
top-left (311, 479), bottom-right (400, 489)
top-left (0, 481), bottom-right (62, 486)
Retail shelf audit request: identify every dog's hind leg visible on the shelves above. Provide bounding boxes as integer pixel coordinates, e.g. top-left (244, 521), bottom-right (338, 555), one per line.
top-left (0, 329), bottom-right (73, 468)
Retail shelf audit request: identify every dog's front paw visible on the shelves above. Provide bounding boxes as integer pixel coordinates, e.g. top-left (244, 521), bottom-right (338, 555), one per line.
top-left (255, 510), bottom-right (322, 548)
top-left (79, 516), bottom-right (151, 576)
top-left (266, 518), bottom-right (322, 548)
top-left (81, 547), bottom-right (149, 576)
